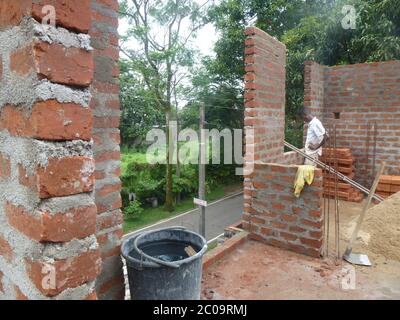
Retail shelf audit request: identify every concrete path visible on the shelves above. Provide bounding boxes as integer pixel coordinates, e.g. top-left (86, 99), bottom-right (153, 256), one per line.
top-left (124, 192), bottom-right (244, 241)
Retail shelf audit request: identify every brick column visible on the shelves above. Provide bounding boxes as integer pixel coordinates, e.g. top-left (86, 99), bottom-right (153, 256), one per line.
top-left (0, 1), bottom-right (99, 299)
top-left (244, 27), bottom-right (286, 165)
top-left (242, 28), bottom-right (324, 258)
top-left (90, 0), bottom-right (124, 300)
top-left (304, 61), bottom-right (325, 118)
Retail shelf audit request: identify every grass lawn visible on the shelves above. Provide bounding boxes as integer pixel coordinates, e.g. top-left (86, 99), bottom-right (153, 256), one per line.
top-left (123, 183), bottom-right (241, 234)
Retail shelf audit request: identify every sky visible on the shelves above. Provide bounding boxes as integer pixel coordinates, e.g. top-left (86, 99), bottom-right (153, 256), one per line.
top-left (118, 0), bottom-right (219, 58)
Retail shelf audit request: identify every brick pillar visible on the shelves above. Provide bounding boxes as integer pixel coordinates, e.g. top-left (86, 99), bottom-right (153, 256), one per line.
top-left (0, 1), bottom-right (100, 299)
top-left (244, 27), bottom-right (286, 165)
top-left (303, 61), bottom-right (325, 146)
top-left (90, 0), bottom-right (124, 300)
top-left (242, 28), bottom-right (324, 258)
top-left (304, 61), bottom-right (325, 118)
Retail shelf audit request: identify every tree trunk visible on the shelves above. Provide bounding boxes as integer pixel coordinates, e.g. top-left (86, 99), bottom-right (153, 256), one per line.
top-left (164, 110), bottom-right (174, 212)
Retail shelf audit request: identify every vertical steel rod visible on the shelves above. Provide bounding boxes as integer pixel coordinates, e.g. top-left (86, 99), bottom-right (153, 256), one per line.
top-left (199, 102), bottom-right (206, 237)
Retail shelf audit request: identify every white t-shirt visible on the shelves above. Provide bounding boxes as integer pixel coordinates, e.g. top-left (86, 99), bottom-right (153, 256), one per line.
top-left (305, 117), bottom-right (326, 156)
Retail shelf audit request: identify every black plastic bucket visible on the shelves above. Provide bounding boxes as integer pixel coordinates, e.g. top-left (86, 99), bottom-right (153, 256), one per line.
top-left (122, 227), bottom-right (208, 300)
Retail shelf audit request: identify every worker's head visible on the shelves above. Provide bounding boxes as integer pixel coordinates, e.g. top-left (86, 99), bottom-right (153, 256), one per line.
top-left (300, 109), bottom-right (313, 123)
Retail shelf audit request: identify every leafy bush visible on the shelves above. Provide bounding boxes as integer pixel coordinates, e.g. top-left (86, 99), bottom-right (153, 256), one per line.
top-left (124, 200), bottom-right (144, 216)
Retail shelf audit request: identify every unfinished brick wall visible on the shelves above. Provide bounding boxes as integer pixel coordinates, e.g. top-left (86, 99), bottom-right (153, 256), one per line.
top-left (304, 60), bottom-right (400, 186)
top-left (89, 0), bottom-right (124, 300)
top-left (243, 164), bottom-right (323, 258)
top-left (243, 27), bottom-right (324, 258)
top-left (0, 0), bottom-right (122, 300)
top-left (244, 27), bottom-right (286, 164)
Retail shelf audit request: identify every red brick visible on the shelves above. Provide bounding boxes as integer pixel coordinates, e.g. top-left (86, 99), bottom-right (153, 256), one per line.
top-left (37, 156), bottom-right (95, 198)
top-left (242, 222), bottom-right (258, 233)
top-left (260, 227), bottom-right (273, 236)
top-left (0, 235), bottom-right (13, 262)
top-left (106, 100), bottom-right (120, 110)
top-left (95, 150), bottom-right (120, 163)
top-left (33, 42), bottom-right (93, 87)
top-left (31, 0), bottom-right (91, 33)
top-left (101, 245), bottom-right (121, 260)
top-left (272, 202), bottom-right (285, 211)
top-left (5, 201), bottom-right (97, 242)
top-left (271, 221), bottom-right (287, 230)
top-left (92, 81), bottom-right (119, 94)
top-left (92, 11), bottom-right (118, 28)
top-left (84, 290), bottom-right (98, 300)
top-left (109, 131), bottom-right (121, 145)
top-left (282, 214), bottom-right (297, 223)
top-left (301, 219), bottom-right (323, 229)
top-left (287, 243), bottom-right (306, 255)
top-left (9, 45), bottom-right (34, 75)
top-left (292, 207), bottom-right (302, 215)
top-left (14, 286), bottom-right (28, 300)
top-left (98, 275), bottom-right (124, 296)
top-left (26, 249), bottom-right (101, 297)
top-left (93, 116), bottom-right (120, 128)
top-left (109, 34), bottom-right (119, 47)
top-left (0, 101), bottom-right (92, 141)
top-left (308, 209), bottom-right (322, 218)
top-left (97, 211), bottom-right (123, 230)
top-left (250, 216), bottom-right (265, 224)
top-left (96, 182), bottom-right (121, 198)
top-left (96, 0), bottom-right (120, 11)
top-left (96, 229), bottom-right (123, 246)
top-left (268, 238), bottom-right (288, 249)
top-left (289, 226), bottom-right (307, 234)
top-left (309, 230), bottom-right (323, 239)
top-left (0, 153), bottom-right (11, 179)
top-left (280, 232), bottom-right (298, 241)
top-left (0, 0), bottom-right (31, 30)
top-left (300, 237), bottom-right (323, 249)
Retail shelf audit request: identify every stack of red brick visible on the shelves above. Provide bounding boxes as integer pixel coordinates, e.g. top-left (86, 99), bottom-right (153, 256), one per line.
top-left (376, 175), bottom-right (400, 199)
top-left (320, 148), bottom-right (364, 202)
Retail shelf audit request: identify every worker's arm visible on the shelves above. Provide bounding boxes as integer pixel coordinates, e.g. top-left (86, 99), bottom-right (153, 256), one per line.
top-left (309, 132), bottom-right (329, 150)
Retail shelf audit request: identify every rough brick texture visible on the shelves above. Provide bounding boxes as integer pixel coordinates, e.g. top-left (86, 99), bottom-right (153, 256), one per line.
top-left (244, 27), bottom-right (286, 164)
top-left (0, 0), bottom-right (111, 300)
top-left (0, 0), bottom-right (91, 33)
top-left (89, 0), bottom-right (124, 300)
top-left (243, 164), bottom-right (324, 258)
top-left (243, 27), bottom-right (324, 258)
top-left (304, 60), bottom-right (400, 186)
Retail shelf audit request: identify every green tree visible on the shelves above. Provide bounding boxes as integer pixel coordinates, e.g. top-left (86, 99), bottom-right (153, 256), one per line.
top-left (207, 0), bottom-right (400, 146)
top-left (119, 0), bottom-right (209, 211)
top-left (120, 59), bottom-right (164, 147)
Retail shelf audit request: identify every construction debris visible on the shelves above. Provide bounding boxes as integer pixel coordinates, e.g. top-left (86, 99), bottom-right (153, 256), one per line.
top-left (321, 148), bottom-right (364, 202)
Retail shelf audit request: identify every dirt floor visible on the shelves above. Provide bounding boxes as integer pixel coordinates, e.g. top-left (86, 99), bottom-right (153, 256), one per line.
top-left (201, 199), bottom-right (400, 300)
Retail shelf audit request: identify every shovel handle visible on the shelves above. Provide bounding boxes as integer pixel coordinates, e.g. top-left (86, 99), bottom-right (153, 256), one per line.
top-left (344, 162), bottom-right (385, 256)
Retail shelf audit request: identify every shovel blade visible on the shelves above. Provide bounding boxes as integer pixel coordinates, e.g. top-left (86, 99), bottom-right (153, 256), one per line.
top-left (343, 253), bottom-right (372, 266)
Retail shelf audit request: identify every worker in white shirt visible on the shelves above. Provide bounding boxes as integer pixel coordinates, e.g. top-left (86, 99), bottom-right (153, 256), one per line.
top-left (301, 109), bottom-right (329, 166)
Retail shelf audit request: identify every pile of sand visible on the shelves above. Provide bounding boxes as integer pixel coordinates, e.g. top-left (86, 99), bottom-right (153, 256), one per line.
top-left (352, 192), bottom-right (400, 261)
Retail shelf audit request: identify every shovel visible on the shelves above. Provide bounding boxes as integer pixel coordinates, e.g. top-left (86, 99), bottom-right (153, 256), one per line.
top-left (343, 163), bottom-right (385, 266)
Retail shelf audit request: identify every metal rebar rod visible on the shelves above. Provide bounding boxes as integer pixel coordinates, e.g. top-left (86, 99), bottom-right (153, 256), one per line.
top-left (283, 141), bottom-right (384, 202)
top-left (334, 124), bottom-right (340, 260)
